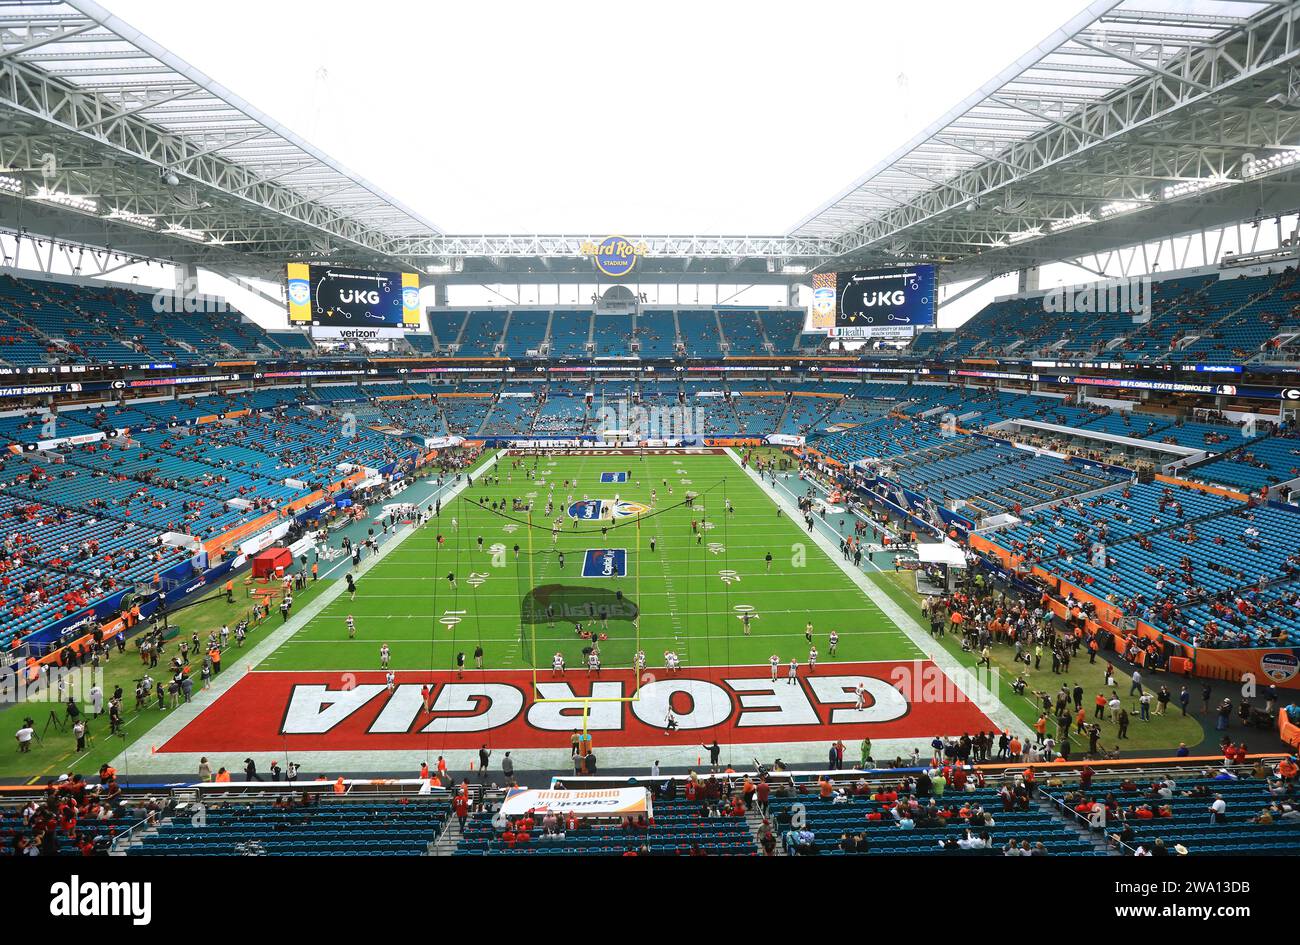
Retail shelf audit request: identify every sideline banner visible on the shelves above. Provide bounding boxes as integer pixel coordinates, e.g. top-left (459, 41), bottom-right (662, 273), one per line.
top-left (500, 787), bottom-right (650, 818)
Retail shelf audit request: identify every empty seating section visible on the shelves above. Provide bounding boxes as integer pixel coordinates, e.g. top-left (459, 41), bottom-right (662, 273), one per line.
top-left (0, 273), bottom-right (279, 367)
top-left (592, 313), bottom-right (634, 357)
top-left (428, 310), bottom-right (468, 351)
top-left (130, 800), bottom-right (447, 856)
top-left (1173, 275), bottom-right (1284, 363)
top-left (812, 415), bottom-right (952, 464)
top-left (983, 480), bottom-right (1300, 645)
top-left (548, 310), bottom-right (592, 358)
top-left (631, 310), bottom-right (676, 358)
top-left (17, 281), bottom-right (153, 366)
top-left (1048, 776), bottom-right (1300, 856)
top-left (534, 388), bottom-right (588, 434)
top-left (480, 394), bottom-right (538, 436)
top-left (677, 310), bottom-right (722, 357)
top-left (780, 396), bottom-right (836, 435)
top-left (414, 307), bottom-right (821, 359)
top-left (360, 383), bottom-right (409, 399)
top-left (441, 395), bottom-right (492, 435)
top-left (765, 790), bottom-right (1095, 856)
top-left (635, 310), bottom-right (678, 357)
top-left (762, 309), bottom-right (807, 355)
top-left (693, 396), bottom-right (739, 435)
top-left (265, 330), bottom-right (315, 353)
top-left (312, 384), bottom-right (368, 404)
top-left (1150, 419), bottom-right (1250, 452)
top-left (404, 332), bottom-right (435, 354)
top-left (377, 398), bottom-right (447, 437)
top-left (935, 297), bottom-right (1044, 358)
top-left (913, 271), bottom-right (1300, 363)
top-left (719, 310), bottom-right (766, 355)
top-left (453, 798), bottom-right (754, 856)
top-left (501, 310), bottom-right (549, 357)
top-left (457, 311), bottom-right (507, 356)
top-left (1188, 430), bottom-right (1300, 492)
top-left (888, 440), bottom-right (1125, 516)
top-left (0, 493), bottom-right (189, 647)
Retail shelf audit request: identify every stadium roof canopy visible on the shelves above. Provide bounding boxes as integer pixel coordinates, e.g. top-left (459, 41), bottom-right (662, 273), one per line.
top-left (2, 0), bottom-right (1300, 286)
top-left (0, 0), bottom-right (439, 278)
top-left (791, 0), bottom-right (1300, 283)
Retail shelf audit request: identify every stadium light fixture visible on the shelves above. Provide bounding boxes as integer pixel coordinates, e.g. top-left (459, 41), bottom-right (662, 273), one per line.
top-left (163, 224), bottom-right (207, 242)
top-left (1241, 149), bottom-right (1300, 180)
top-left (0, 174), bottom-right (22, 196)
top-left (1007, 227), bottom-right (1042, 244)
top-left (1162, 177), bottom-right (1230, 200)
top-left (1049, 212), bottom-right (1093, 233)
top-left (105, 208), bottom-right (158, 229)
top-left (31, 187), bottom-right (97, 214)
top-left (1099, 199), bottom-right (1144, 218)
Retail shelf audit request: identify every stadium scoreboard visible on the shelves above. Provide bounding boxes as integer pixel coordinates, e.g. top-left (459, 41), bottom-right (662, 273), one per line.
top-left (287, 263), bottom-right (421, 340)
top-left (809, 264), bottom-right (936, 339)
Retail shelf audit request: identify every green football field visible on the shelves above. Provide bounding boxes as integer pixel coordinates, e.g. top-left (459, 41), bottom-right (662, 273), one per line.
top-left (261, 450), bottom-right (925, 680)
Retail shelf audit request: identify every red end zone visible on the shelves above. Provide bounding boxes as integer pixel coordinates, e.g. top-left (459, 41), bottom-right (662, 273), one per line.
top-left (159, 660), bottom-right (998, 753)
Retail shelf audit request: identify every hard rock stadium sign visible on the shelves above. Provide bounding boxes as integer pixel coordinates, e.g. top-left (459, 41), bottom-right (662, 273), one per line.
top-left (580, 235), bottom-right (647, 278)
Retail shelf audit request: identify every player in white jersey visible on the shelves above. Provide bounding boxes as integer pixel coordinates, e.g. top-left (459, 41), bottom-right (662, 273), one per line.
top-left (808, 646), bottom-right (818, 671)
top-left (346, 615), bottom-right (356, 639)
top-left (385, 670), bottom-right (396, 691)
top-left (380, 644), bottom-right (390, 669)
top-left (664, 651), bottom-right (680, 674)
top-left (828, 630), bottom-right (839, 656)
top-left (587, 651), bottom-right (601, 676)
top-left (551, 652), bottom-right (566, 677)
top-left (634, 650), bottom-right (646, 673)
top-left (769, 654), bottom-right (780, 681)
top-left (787, 658), bottom-right (799, 685)
top-left (854, 682), bottom-right (867, 711)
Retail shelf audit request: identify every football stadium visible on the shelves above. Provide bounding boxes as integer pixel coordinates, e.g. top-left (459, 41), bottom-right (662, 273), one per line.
top-left (2, 0), bottom-right (1300, 892)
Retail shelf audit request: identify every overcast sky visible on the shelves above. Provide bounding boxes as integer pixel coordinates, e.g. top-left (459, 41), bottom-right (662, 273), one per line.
top-left (103, 0), bottom-right (1090, 235)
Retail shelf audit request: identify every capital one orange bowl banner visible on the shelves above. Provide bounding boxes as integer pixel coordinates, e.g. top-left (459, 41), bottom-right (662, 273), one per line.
top-left (501, 787), bottom-right (649, 818)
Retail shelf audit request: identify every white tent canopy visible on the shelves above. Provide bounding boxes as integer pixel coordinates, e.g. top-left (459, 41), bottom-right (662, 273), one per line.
top-left (916, 541), bottom-right (967, 569)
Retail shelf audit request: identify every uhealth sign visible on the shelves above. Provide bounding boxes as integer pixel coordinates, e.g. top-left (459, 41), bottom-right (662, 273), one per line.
top-left (581, 235), bottom-right (646, 278)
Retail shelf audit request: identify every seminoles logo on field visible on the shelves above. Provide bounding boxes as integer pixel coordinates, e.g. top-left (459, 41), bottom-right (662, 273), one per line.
top-left (157, 661), bottom-right (997, 753)
top-left (1261, 652), bottom-right (1299, 683)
